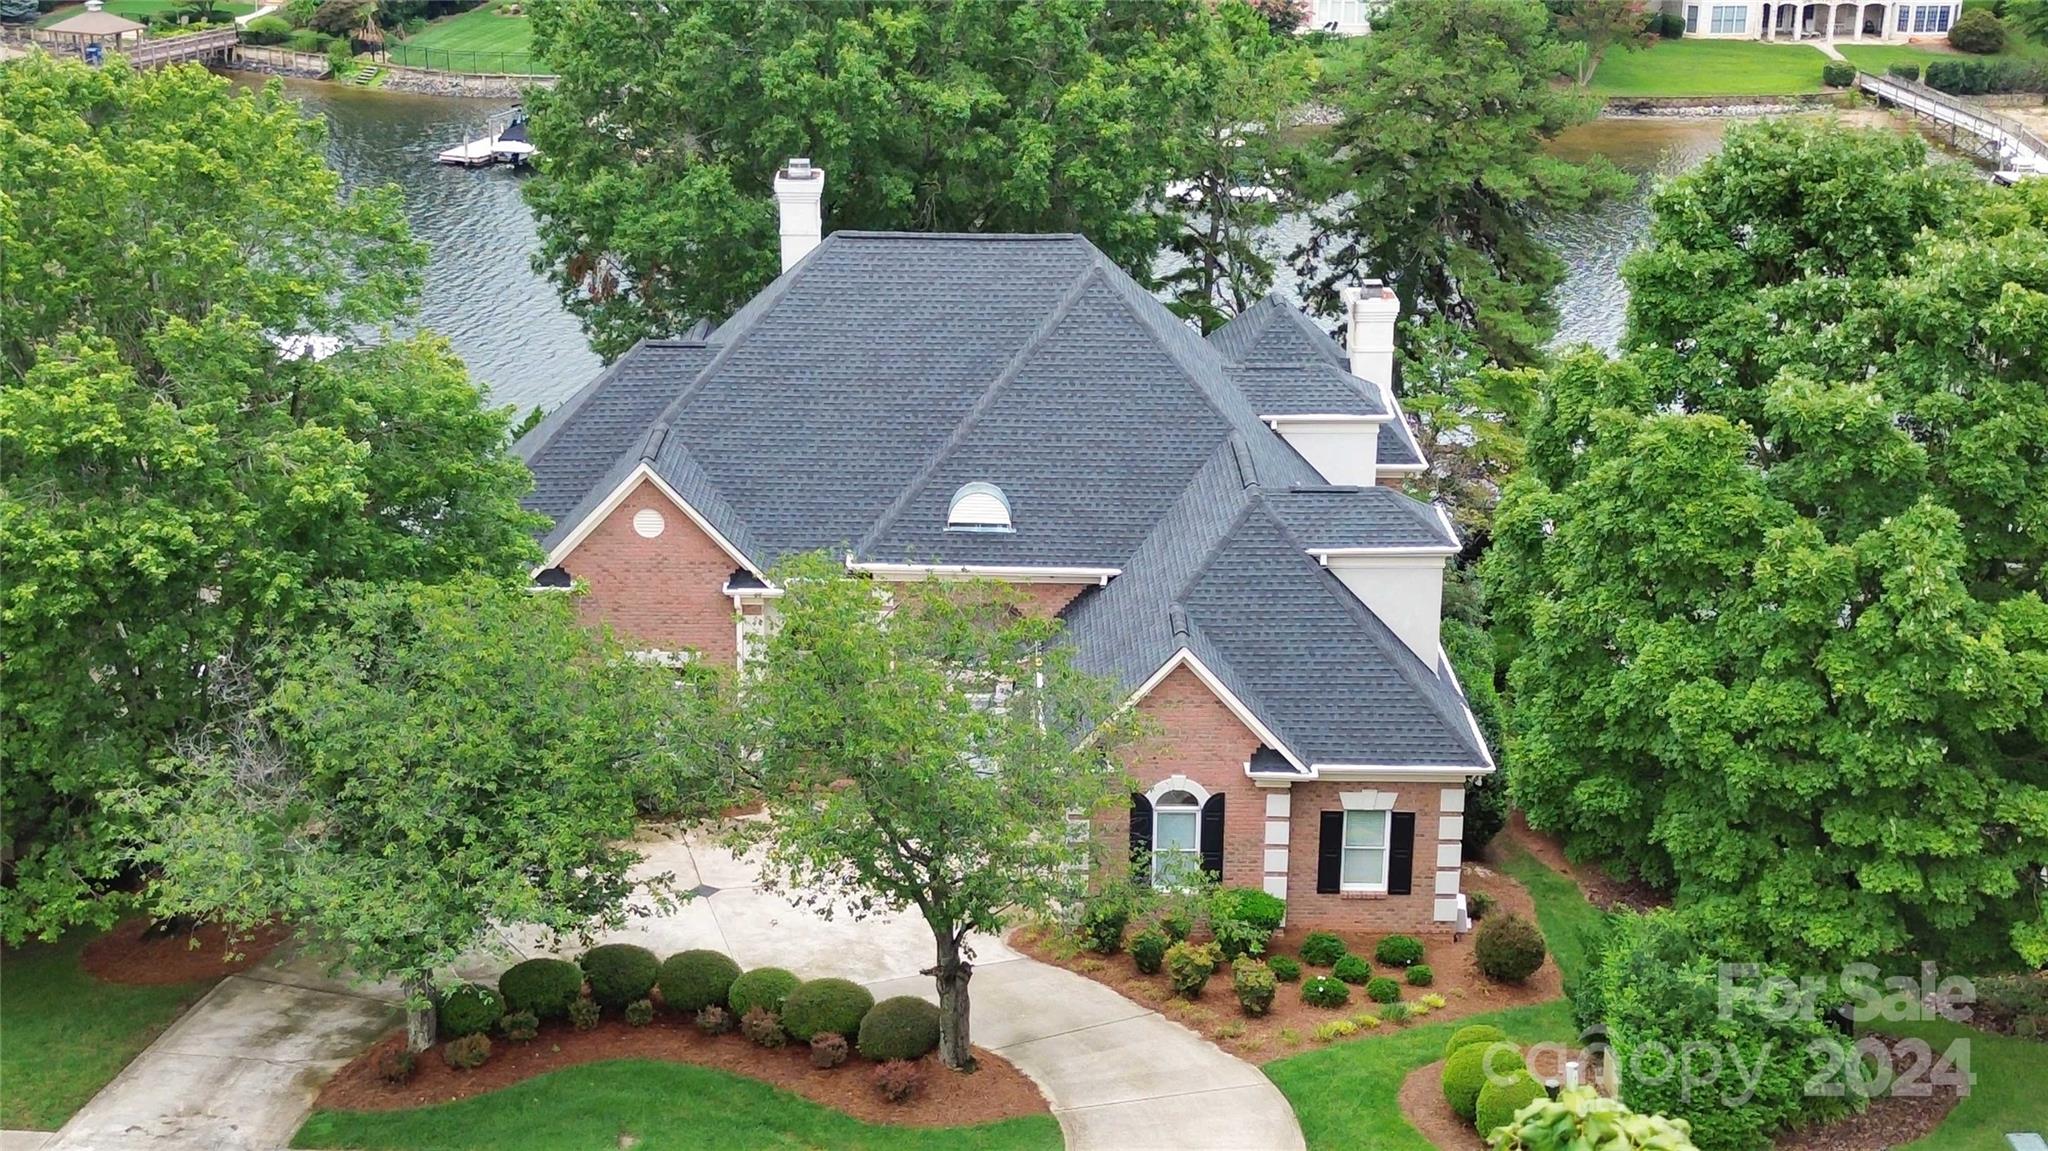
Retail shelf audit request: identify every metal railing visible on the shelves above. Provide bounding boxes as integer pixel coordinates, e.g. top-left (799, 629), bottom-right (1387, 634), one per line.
top-left (1857, 70), bottom-right (2048, 170)
top-left (375, 44), bottom-right (549, 76)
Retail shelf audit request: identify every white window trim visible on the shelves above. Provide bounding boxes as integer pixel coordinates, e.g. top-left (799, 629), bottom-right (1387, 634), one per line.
top-left (1147, 776), bottom-right (1210, 888)
top-left (1340, 808), bottom-right (1391, 894)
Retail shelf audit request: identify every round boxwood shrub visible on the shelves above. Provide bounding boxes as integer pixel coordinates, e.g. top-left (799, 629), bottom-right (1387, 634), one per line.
top-left (1476, 1068), bottom-right (1549, 1135)
top-left (1130, 928), bottom-right (1169, 975)
top-left (1474, 913), bottom-right (1546, 984)
top-left (1444, 1023), bottom-right (1508, 1060)
top-left (658, 949), bottom-right (741, 1013)
top-left (1949, 7), bottom-right (2005, 53)
top-left (1300, 974), bottom-right (1350, 1008)
top-left (1332, 954), bottom-right (1372, 984)
top-left (1821, 60), bottom-right (1856, 88)
top-left (436, 983), bottom-right (504, 1039)
top-left (580, 944), bottom-right (660, 1009)
top-left (1365, 976), bottom-right (1401, 1004)
top-left (1268, 955), bottom-right (1302, 982)
top-left (727, 967), bottom-right (801, 1018)
top-left (781, 977), bottom-right (876, 1041)
top-left (857, 995), bottom-right (941, 1061)
top-left (1443, 1040), bottom-right (1520, 1122)
top-left (499, 958), bottom-right (583, 1021)
top-left (1406, 964), bottom-right (1435, 987)
top-left (1374, 935), bottom-right (1425, 967)
top-left (1299, 931), bottom-right (1346, 967)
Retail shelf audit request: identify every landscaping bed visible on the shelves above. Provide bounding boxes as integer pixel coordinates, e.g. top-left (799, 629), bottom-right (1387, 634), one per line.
top-left (81, 916), bottom-right (288, 985)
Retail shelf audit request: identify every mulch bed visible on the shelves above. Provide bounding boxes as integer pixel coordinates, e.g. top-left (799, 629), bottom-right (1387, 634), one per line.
top-left (1012, 861), bottom-right (1558, 1065)
top-left (1399, 1048), bottom-right (1589, 1151)
top-left (318, 1014), bottom-right (1050, 1128)
top-left (81, 917), bottom-right (290, 986)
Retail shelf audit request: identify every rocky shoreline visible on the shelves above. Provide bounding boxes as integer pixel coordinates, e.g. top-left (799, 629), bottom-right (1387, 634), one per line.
top-left (1601, 93), bottom-right (1853, 117)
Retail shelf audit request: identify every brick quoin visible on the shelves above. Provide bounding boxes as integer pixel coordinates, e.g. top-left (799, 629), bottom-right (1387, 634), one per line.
top-left (1285, 779), bottom-right (1454, 936)
top-left (558, 478), bottom-right (741, 664)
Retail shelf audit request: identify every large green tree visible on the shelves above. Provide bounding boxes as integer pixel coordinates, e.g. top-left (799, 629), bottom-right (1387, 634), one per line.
top-left (1295, 0), bottom-right (1628, 367)
top-left (727, 555), bottom-right (1138, 1070)
top-left (130, 580), bottom-right (710, 1050)
top-left (0, 58), bottom-right (541, 943)
top-left (523, 0), bottom-right (1263, 359)
top-left (1484, 121), bottom-right (2048, 970)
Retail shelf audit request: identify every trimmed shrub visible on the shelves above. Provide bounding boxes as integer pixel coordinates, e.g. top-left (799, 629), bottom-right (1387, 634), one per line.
top-left (1365, 976), bottom-right (1401, 1004)
top-left (740, 1006), bottom-right (786, 1048)
top-left (1658, 10), bottom-right (1684, 36)
top-left (441, 1033), bottom-right (492, 1070)
top-left (436, 983), bottom-right (503, 1039)
top-left (499, 1009), bottom-right (539, 1043)
top-left (727, 967), bottom-right (801, 1018)
top-left (625, 998), bottom-right (655, 1027)
top-left (1477, 1069), bottom-right (1550, 1137)
top-left (1887, 61), bottom-right (1922, 82)
top-left (1232, 957), bottom-right (1277, 1016)
top-left (1130, 928), bottom-right (1169, 975)
top-left (1374, 935), bottom-right (1425, 967)
top-left (781, 977), bottom-right (875, 1042)
top-left (1407, 964), bottom-right (1434, 987)
top-left (1488, 1086), bottom-right (1700, 1150)
top-left (695, 1004), bottom-right (734, 1035)
top-left (1209, 887), bottom-right (1287, 933)
top-left (1269, 955), bottom-right (1302, 982)
top-left (1468, 891), bottom-right (1497, 921)
top-left (568, 996), bottom-right (600, 1032)
top-left (373, 1046), bottom-right (416, 1084)
top-left (1949, 7), bottom-right (2005, 53)
top-left (579, 944), bottom-right (659, 1009)
top-left (1165, 940), bottom-right (1222, 998)
top-left (810, 1032), bottom-right (849, 1069)
top-left (1821, 60), bottom-right (1855, 88)
top-left (1301, 974), bottom-right (1350, 1008)
top-left (1332, 954), bottom-right (1372, 985)
top-left (1475, 913), bottom-right (1546, 983)
top-left (499, 957), bottom-right (583, 1021)
top-left (1079, 899), bottom-right (1130, 954)
top-left (873, 1059), bottom-right (928, 1104)
top-left (1442, 1040), bottom-right (1520, 1122)
top-left (1299, 931), bottom-right (1346, 967)
top-left (658, 949), bottom-right (741, 1014)
top-left (1211, 914), bottom-right (1271, 961)
top-left (243, 14), bottom-right (292, 43)
top-left (857, 995), bottom-right (941, 1061)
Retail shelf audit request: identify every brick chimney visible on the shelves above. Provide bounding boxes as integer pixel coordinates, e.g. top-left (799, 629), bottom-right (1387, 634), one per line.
top-left (1339, 279), bottom-right (1399, 407)
top-left (773, 158), bottom-right (824, 272)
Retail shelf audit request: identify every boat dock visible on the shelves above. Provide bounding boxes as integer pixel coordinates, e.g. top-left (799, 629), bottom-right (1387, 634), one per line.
top-left (435, 110), bottom-right (536, 169)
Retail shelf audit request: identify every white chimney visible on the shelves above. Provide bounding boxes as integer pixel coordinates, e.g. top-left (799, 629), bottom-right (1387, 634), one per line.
top-left (773, 158), bottom-right (824, 272)
top-left (1340, 279), bottom-right (1400, 407)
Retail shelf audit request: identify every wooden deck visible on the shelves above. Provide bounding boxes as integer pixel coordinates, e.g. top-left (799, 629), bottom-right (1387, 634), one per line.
top-left (24, 25), bottom-right (238, 69)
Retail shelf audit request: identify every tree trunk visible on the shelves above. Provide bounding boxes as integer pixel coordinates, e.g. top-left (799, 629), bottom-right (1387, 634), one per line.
top-left (930, 933), bottom-right (975, 1072)
top-left (404, 978), bottom-right (437, 1053)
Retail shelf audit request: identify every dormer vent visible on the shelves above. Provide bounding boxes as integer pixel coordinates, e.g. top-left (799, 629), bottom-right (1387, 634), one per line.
top-left (946, 482), bottom-right (1013, 532)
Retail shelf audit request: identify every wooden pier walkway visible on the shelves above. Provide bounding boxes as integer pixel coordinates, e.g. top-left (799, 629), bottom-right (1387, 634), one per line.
top-left (12, 24), bottom-right (239, 70)
top-left (1857, 70), bottom-right (2048, 176)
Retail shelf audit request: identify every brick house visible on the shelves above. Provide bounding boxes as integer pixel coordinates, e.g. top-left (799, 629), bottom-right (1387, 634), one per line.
top-left (516, 162), bottom-right (1493, 935)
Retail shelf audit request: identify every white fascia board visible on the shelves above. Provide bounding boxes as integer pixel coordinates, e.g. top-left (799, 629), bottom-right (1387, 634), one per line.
top-left (1376, 461), bottom-right (1429, 474)
top-left (1262, 412), bottom-right (1393, 426)
top-left (1118, 648), bottom-right (1309, 775)
top-left (540, 462), bottom-right (765, 578)
top-left (1307, 546), bottom-right (1460, 562)
top-left (1439, 643), bottom-right (1499, 771)
top-left (721, 583), bottom-right (784, 599)
top-left (846, 559), bottom-right (1120, 586)
top-left (1306, 765), bottom-right (1494, 780)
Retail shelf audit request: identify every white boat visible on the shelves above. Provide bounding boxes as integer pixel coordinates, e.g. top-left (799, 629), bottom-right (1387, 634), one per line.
top-left (436, 108), bottom-right (535, 168)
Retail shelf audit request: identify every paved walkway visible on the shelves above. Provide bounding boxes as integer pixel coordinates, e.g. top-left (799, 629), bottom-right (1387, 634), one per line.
top-left (47, 826), bottom-right (1303, 1150)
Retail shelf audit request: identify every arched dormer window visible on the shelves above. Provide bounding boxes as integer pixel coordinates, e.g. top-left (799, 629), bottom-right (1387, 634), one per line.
top-left (946, 482), bottom-right (1012, 533)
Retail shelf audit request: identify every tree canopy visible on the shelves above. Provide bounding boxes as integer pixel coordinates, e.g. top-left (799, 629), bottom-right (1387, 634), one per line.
top-left (0, 58), bottom-right (541, 943)
top-left (726, 555), bottom-right (1139, 1069)
top-left (1484, 121), bottom-right (2048, 970)
top-left (523, 0), bottom-right (1304, 358)
top-left (1295, 0), bottom-right (1628, 367)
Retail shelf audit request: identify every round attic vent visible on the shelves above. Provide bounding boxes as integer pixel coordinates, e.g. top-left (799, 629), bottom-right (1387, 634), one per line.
top-left (632, 507), bottom-right (667, 538)
top-left (947, 482), bottom-right (1012, 532)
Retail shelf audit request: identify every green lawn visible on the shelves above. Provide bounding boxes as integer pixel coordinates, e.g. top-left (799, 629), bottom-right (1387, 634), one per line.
top-left (291, 1059), bottom-right (1063, 1151)
top-left (1495, 845), bottom-right (1607, 985)
top-left (384, 0), bottom-right (536, 73)
top-left (0, 932), bottom-right (217, 1130)
top-left (1840, 39), bottom-right (2048, 75)
top-left (36, 0), bottom-right (253, 27)
top-left (1590, 38), bottom-right (1833, 97)
top-left (1886, 1017), bottom-right (2048, 1151)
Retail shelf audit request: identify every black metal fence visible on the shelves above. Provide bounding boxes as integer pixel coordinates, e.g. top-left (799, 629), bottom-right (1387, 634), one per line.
top-left (377, 44), bottom-right (548, 76)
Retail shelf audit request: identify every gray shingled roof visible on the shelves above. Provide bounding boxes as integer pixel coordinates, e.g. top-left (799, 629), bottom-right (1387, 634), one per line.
top-left (516, 231), bottom-right (1479, 769)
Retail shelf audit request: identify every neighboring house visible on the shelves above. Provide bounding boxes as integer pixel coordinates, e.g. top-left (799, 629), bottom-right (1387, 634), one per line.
top-left (1652, 0), bottom-right (1962, 38)
top-left (516, 161), bottom-right (1492, 935)
top-left (1305, 0), bottom-right (1380, 36)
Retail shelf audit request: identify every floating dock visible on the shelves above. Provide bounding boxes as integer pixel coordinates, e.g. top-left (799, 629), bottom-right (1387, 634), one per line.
top-left (435, 110), bottom-right (536, 169)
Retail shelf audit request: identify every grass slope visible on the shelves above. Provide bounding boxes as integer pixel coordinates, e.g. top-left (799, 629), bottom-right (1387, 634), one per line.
top-left (1591, 39), bottom-right (1831, 97)
top-left (1494, 845), bottom-right (1607, 986)
top-left (385, 0), bottom-right (533, 71)
top-left (36, 0), bottom-right (253, 27)
top-left (1888, 1017), bottom-right (2048, 1151)
top-left (1839, 40), bottom-right (2048, 75)
top-left (0, 932), bottom-right (215, 1130)
top-left (291, 1059), bottom-right (1063, 1151)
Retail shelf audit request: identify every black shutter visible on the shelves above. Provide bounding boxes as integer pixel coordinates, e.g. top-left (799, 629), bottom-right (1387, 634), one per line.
top-left (1129, 793), bottom-right (1152, 885)
top-left (1389, 811), bottom-right (1416, 896)
top-left (1316, 811), bottom-right (1344, 894)
top-left (1199, 794), bottom-right (1225, 880)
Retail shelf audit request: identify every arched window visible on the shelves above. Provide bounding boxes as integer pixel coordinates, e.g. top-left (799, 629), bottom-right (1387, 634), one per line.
top-left (947, 482), bottom-right (1012, 532)
top-left (1152, 788), bottom-right (1202, 886)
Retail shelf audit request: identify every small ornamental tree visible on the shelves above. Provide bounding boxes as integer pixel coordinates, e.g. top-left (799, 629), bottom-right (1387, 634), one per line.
top-left (127, 579), bottom-right (718, 1051)
top-left (730, 555), bottom-right (1140, 1070)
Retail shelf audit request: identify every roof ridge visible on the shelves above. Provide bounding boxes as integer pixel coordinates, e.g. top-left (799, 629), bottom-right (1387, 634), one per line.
top-left (851, 261), bottom-right (1109, 557)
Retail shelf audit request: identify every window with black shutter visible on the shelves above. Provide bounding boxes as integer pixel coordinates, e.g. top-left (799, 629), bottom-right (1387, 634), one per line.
top-left (1199, 794), bottom-right (1225, 880)
top-left (1316, 810), bottom-right (1344, 894)
top-left (1388, 811), bottom-right (1415, 896)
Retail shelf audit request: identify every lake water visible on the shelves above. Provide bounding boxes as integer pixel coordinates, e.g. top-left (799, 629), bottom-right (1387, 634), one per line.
top-left (264, 77), bottom-right (1741, 412)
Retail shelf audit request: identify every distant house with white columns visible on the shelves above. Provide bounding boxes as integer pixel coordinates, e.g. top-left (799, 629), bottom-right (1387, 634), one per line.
top-left (1655, 0), bottom-right (1963, 39)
